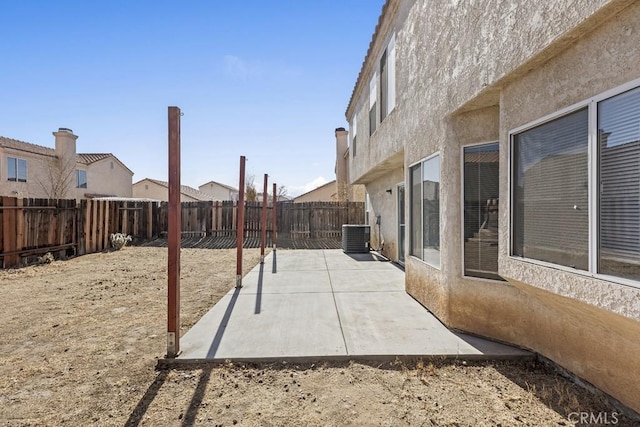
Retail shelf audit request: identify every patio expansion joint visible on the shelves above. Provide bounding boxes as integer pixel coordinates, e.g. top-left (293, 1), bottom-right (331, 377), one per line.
top-left (323, 250), bottom-right (350, 356)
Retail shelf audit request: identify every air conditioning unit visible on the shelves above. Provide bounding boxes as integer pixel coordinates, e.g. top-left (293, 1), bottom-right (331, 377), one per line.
top-left (342, 225), bottom-right (371, 253)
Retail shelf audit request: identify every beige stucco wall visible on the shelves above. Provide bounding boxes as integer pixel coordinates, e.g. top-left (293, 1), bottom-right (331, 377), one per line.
top-left (348, 0), bottom-right (640, 412)
top-left (81, 158), bottom-right (132, 198)
top-left (1, 147), bottom-right (133, 199)
top-left (132, 180), bottom-right (199, 202)
top-left (364, 167), bottom-right (404, 261)
top-left (198, 182), bottom-right (238, 201)
top-left (293, 182), bottom-right (337, 203)
top-left (0, 148), bottom-right (56, 198)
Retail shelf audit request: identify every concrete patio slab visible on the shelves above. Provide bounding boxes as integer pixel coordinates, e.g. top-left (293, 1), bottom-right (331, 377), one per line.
top-left (329, 269), bottom-right (404, 292)
top-left (167, 249), bottom-right (532, 364)
top-left (240, 267), bottom-right (332, 294)
top-left (180, 291), bottom-right (346, 360)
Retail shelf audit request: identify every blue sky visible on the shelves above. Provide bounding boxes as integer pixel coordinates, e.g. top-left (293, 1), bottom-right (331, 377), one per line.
top-left (0, 1), bottom-right (384, 196)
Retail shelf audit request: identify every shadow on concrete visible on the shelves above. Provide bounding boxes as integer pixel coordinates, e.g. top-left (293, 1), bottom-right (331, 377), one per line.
top-left (206, 287), bottom-right (242, 358)
top-left (272, 249), bottom-right (277, 274)
top-left (255, 263), bottom-right (264, 314)
top-left (124, 369), bottom-right (169, 427)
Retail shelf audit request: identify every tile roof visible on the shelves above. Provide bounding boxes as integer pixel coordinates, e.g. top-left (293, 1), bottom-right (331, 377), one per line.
top-left (77, 153), bottom-right (112, 164)
top-left (0, 136), bottom-right (56, 157)
top-left (0, 136), bottom-right (133, 174)
top-left (142, 178), bottom-right (218, 201)
top-left (199, 180), bottom-right (238, 192)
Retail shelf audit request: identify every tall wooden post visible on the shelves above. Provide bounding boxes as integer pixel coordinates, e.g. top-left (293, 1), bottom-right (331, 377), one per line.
top-left (236, 156), bottom-right (246, 288)
top-left (260, 174), bottom-right (268, 263)
top-left (272, 182), bottom-right (277, 250)
top-left (167, 106), bottom-right (181, 358)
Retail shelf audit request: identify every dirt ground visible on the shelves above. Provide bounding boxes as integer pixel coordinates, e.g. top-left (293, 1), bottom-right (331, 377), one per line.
top-left (0, 247), bottom-right (636, 426)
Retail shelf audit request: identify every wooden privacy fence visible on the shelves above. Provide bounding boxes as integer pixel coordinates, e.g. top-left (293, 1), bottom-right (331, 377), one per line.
top-left (0, 197), bottom-right (365, 268)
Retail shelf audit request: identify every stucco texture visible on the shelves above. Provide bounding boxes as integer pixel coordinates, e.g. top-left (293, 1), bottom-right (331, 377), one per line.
top-left (347, 0), bottom-right (640, 413)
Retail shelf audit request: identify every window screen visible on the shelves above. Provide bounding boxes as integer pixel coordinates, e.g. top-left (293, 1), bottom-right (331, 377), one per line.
top-left (464, 143), bottom-right (503, 280)
top-left (598, 86), bottom-right (640, 281)
top-left (512, 108), bottom-right (589, 270)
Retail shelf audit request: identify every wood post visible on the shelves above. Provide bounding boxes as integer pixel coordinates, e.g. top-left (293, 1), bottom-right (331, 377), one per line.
top-left (236, 156), bottom-right (246, 288)
top-left (167, 106), bottom-right (181, 358)
top-left (272, 182), bottom-right (277, 249)
top-left (260, 174), bottom-right (268, 263)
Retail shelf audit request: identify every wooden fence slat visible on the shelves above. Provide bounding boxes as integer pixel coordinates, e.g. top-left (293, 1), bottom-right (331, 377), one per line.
top-left (1, 198), bottom-right (365, 268)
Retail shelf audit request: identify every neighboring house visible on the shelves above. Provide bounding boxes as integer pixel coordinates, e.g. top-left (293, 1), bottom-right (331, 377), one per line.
top-left (293, 180), bottom-right (338, 203)
top-left (132, 178), bottom-right (217, 202)
top-left (198, 180), bottom-right (239, 201)
top-left (0, 128), bottom-right (133, 199)
top-left (346, 0), bottom-right (640, 413)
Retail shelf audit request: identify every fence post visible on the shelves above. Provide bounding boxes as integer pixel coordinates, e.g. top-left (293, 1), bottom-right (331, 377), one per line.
top-left (167, 106), bottom-right (181, 358)
top-left (236, 156), bottom-right (246, 288)
top-left (260, 174), bottom-right (268, 263)
top-left (2, 197), bottom-right (19, 268)
top-left (272, 182), bottom-right (277, 249)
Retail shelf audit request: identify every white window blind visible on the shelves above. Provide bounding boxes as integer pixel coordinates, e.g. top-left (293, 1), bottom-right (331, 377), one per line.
top-left (598, 86), bottom-right (640, 281)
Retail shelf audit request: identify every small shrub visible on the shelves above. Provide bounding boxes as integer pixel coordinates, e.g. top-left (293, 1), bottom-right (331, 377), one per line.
top-left (110, 233), bottom-right (132, 250)
top-left (38, 252), bottom-right (54, 264)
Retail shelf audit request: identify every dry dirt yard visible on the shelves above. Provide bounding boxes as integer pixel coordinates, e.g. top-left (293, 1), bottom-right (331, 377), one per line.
top-left (0, 247), bottom-right (636, 426)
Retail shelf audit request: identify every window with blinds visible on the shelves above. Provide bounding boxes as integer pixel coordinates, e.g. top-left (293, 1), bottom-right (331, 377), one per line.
top-left (598, 86), bottom-right (640, 281)
top-left (512, 108), bottom-right (589, 270)
top-left (464, 143), bottom-right (503, 280)
top-left (510, 79), bottom-right (640, 284)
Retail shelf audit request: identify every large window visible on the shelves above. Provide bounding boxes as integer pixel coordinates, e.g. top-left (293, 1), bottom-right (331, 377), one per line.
top-left (598, 86), bottom-right (640, 281)
top-left (410, 154), bottom-right (440, 268)
top-left (369, 73), bottom-right (377, 136)
top-left (512, 108), bottom-right (589, 270)
top-left (7, 157), bottom-right (27, 182)
top-left (464, 143), bottom-right (503, 280)
top-left (511, 80), bottom-right (640, 284)
top-left (351, 116), bottom-right (357, 158)
top-left (380, 34), bottom-right (396, 122)
top-left (76, 169), bottom-right (87, 189)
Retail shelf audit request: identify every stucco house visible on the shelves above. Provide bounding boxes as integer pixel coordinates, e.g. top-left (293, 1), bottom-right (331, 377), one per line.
top-left (132, 178), bottom-right (217, 202)
top-left (293, 180), bottom-right (338, 203)
top-left (198, 180), bottom-right (239, 201)
top-left (0, 128), bottom-right (133, 199)
top-left (346, 0), bottom-right (640, 413)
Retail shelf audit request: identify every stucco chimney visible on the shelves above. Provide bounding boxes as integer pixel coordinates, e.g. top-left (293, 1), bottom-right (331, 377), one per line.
top-left (335, 127), bottom-right (349, 202)
top-left (53, 127), bottom-right (78, 159)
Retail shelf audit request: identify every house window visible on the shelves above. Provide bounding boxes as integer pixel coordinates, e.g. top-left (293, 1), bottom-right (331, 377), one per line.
top-left (7, 157), bottom-right (27, 182)
top-left (598, 86), bottom-right (640, 281)
top-left (351, 116), bottom-right (357, 158)
top-left (76, 169), bottom-right (87, 188)
top-left (410, 154), bottom-right (441, 268)
top-left (380, 50), bottom-right (388, 121)
top-left (463, 143), bottom-right (503, 280)
top-left (380, 34), bottom-right (396, 121)
top-left (369, 73), bottom-right (377, 136)
top-left (512, 108), bottom-right (589, 270)
top-left (511, 80), bottom-right (640, 284)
